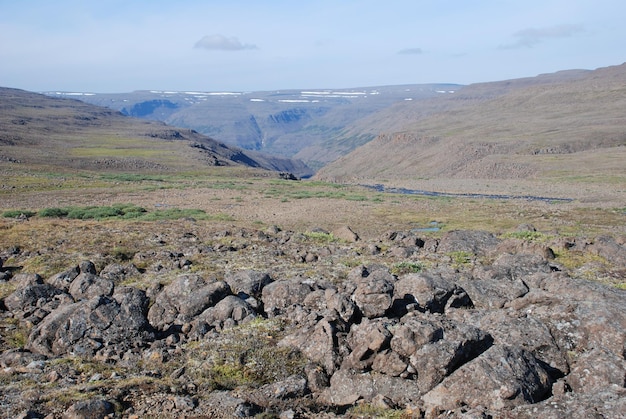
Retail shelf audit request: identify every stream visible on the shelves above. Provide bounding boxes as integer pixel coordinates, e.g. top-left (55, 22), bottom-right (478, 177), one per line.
top-left (363, 184), bottom-right (573, 203)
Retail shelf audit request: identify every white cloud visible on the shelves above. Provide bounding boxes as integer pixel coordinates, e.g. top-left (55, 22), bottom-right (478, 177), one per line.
top-left (500, 24), bottom-right (584, 49)
top-left (398, 47), bottom-right (423, 55)
top-left (194, 34), bottom-right (257, 51)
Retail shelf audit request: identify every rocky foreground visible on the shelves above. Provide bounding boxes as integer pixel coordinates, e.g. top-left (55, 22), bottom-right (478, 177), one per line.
top-left (1, 223), bottom-right (625, 418)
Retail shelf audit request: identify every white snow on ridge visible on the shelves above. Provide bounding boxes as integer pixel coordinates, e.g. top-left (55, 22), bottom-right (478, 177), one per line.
top-left (49, 92), bottom-right (96, 96)
top-left (300, 91), bottom-right (367, 96)
top-left (250, 98), bottom-right (265, 102)
top-left (278, 99), bottom-right (310, 103)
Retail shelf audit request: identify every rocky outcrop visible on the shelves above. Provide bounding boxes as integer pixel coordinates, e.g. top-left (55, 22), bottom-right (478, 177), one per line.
top-left (0, 227), bottom-right (624, 418)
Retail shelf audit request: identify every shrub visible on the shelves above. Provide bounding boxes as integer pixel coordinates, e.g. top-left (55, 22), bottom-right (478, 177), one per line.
top-left (2, 210), bottom-right (36, 218)
top-left (39, 207), bottom-right (70, 217)
top-left (391, 261), bottom-right (423, 275)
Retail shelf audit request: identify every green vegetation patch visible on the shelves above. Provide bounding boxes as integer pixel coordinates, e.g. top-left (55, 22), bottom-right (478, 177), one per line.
top-left (390, 261), bottom-right (423, 276)
top-left (447, 250), bottom-right (474, 268)
top-left (2, 210), bottom-right (37, 218)
top-left (33, 204), bottom-right (232, 221)
top-left (39, 204), bottom-right (146, 220)
top-left (185, 318), bottom-right (306, 390)
top-left (501, 230), bottom-right (551, 242)
top-left (302, 231), bottom-right (337, 243)
top-left (99, 173), bottom-right (166, 182)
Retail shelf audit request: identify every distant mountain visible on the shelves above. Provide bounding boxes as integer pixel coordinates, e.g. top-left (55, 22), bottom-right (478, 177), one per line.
top-left (315, 64), bottom-right (626, 188)
top-left (46, 84), bottom-right (461, 170)
top-left (0, 87), bottom-right (312, 177)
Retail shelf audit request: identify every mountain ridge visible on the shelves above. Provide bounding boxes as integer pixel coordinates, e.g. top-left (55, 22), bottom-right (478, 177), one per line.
top-left (0, 87), bottom-right (312, 177)
top-left (314, 63), bottom-right (626, 201)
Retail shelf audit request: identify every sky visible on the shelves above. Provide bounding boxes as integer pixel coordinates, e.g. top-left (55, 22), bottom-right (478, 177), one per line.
top-left (1, 0), bottom-right (624, 93)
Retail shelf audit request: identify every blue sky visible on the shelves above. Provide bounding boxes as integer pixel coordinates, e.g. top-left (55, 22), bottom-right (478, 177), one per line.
top-left (1, 0), bottom-right (624, 92)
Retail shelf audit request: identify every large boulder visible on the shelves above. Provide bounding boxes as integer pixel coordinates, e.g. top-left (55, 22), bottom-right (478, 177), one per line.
top-left (343, 318), bottom-right (393, 371)
top-left (422, 345), bottom-right (553, 413)
top-left (393, 272), bottom-right (471, 313)
top-left (4, 283), bottom-right (72, 325)
top-left (27, 288), bottom-right (154, 358)
top-left (224, 270), bottom-right (272, 299)
top-left (351, 267), bottom-right (395, 318)
top-left (147, 274), bottom-right (231, 330)
top-left (68, 272), bottom-right (114, 301)
top-left (437, 230), bottom-right (499, 255)
top-left (261, 278), bottom-right (313, 316)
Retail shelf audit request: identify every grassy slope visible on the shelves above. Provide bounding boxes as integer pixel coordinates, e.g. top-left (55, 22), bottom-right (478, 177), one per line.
top-left (314, 64), bottom-right (626, 202)
top-left (0, 87), bottom-right (311, 177)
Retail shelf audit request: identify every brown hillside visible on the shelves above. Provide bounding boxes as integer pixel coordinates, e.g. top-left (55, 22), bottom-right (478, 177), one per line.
top-left (315, 64), bottom-right (626, 203)
top-left (0, 87), bottom-right (311, 176)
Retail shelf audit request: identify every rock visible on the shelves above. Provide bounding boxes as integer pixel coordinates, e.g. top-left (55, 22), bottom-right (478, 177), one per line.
top-left (408, 317), bottom-right (493, 393)
top-left (320, 368), bottom-right (422, 407)
top-left (343, 318), bottom-right (392, 371)
top-left (449, 308), bottom-right (568, 375)
top-left (246, 375), bottom-right (308, 409)
top-left (371, 349), bottom-right (408, 376)
top-left (27, 293), bottom-right (155, 358)
top-left (225, 270), bottom-right (272, 299)
top-left (47, 266), bottom-right (80, 291)
top-left (332, 226), bottom-right (359, 242)
top-left (4, 283), bottom-right (71, 324)
top-left (422, 345), bottom-right (552, 412)
top-left (147, 274), bottom-right (231, 329)
top-left (280, 318), bottom-right (343, 375)
top-left (459, 262), bottom-right (531, 309)
top-left (351, 268), bottom-right (394, 318)
top-left (261, 278), bottom-right (313, 316)
top-left (68, 273), bottom-right (114, 301)
top-left (99, 263), bottom-right (141, 283)
top-left (11, 273), bottom-right (43, 288)
top-left (567, 346), bottom-right (626, 393)
top-left (390, 315), bottom-right (443, 358)
top-left (196, 295), bottom-right (256, 327)
top-left (63, 399), bottom-right (114, 419)
top-left (510, 385), bottom-right (626, 418)
top-left (437, 230), bottom-right (499, 255)
top-left (393, 272), bottom-right (472, 313)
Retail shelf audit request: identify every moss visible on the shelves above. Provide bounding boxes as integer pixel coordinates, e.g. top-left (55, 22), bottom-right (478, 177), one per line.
top-left (390, 261), bottom-right (423, 275)
top-left (447, 251), bottom-right (474, 269)
top-left (185, 318), bottom-right (307, 390)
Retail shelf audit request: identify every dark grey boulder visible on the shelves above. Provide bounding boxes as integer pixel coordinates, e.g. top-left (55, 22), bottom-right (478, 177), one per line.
top-left (343, 318), bottom-right (393, 371)
top-left (394, 272), bottom-right (472, 313)
top-left (27, 292), bottom-right (154, 358)
top-left (261, 278), bottom-right (313, 316)
top-left (408, 317), bottom-right (493, 393)
top-left (196, 295), bottom-right (256, 327)
top-left (225, 269), bottom-right (272, 299)
top-left (63, 398), bottom-right (114, 419)
top-left (4, 283), bottom-right (70, 319)
top-left (351, 268), bottom-right (394, 318)
top-left (99, 262), bottom-right (141, 283)
top-left (68, 273), bottom-right (114, 301)
top-left (422, 345), bottom-right (553, 412)
top-left (437, 230), bottom-right (499, 255)
top-left (147, 274), bottom-right (231, 329)
top-left (47, 266), bottom-right (80, 292)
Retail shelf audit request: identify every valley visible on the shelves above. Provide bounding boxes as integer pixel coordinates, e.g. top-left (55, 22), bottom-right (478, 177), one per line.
top-left (0, 63), bottom-right (625, 418)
